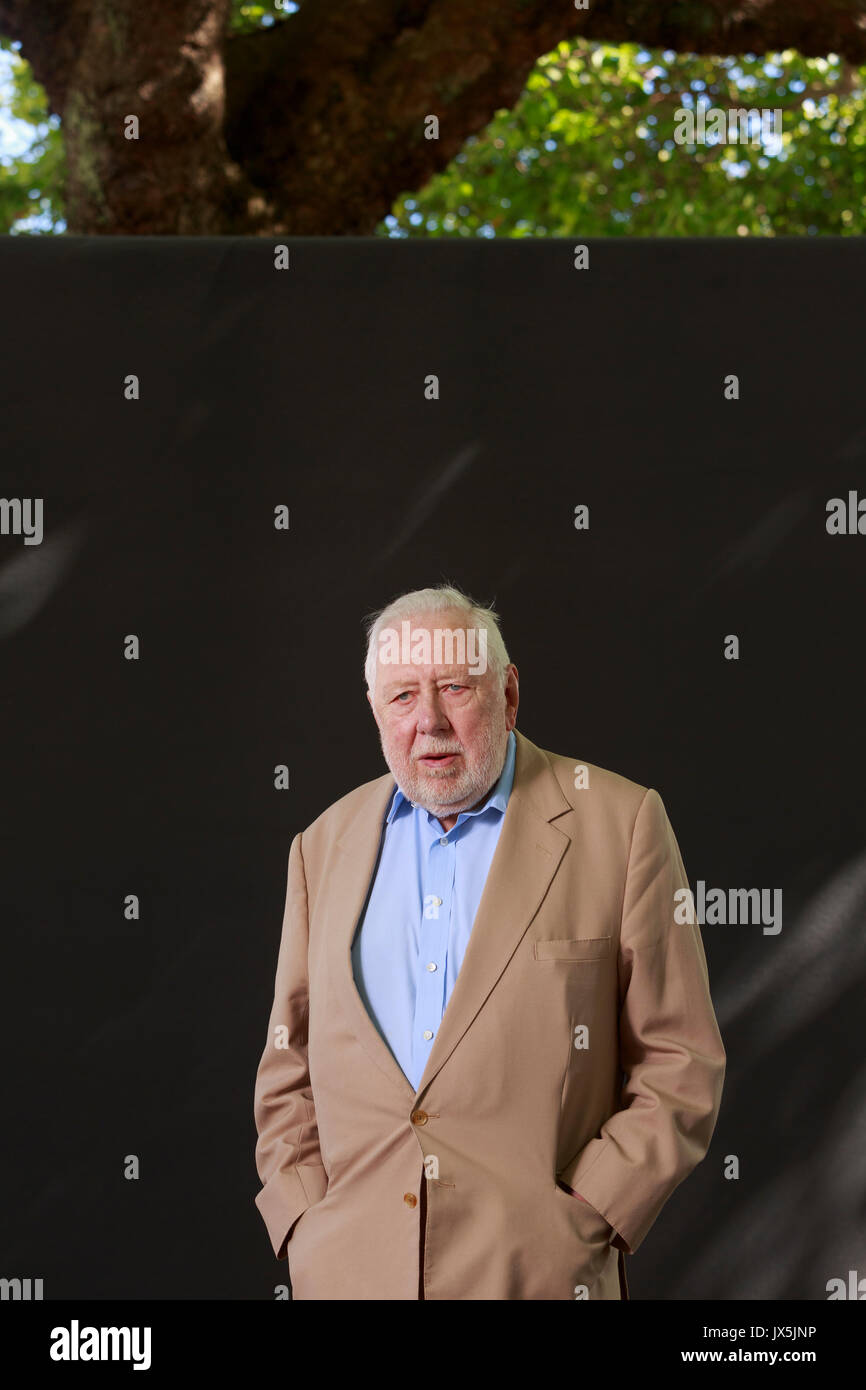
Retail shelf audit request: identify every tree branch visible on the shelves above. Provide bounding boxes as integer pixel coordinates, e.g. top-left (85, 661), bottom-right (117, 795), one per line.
top-left (223, 0), bottom-right (866, 233)
top-left (0, 0), bottom-right (92, 115)
top-left (3, 0), bottom-right (864, 233)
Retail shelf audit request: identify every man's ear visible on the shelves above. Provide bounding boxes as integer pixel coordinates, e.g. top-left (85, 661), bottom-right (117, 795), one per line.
top-left (366, 688), bottom-right (380, 728)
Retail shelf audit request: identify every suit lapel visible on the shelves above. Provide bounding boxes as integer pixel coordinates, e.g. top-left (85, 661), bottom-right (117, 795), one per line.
top-left (330, 774), bottom-right (417, 1099)
top-left (415, 731), bottom-right (572, 1096)
top-left (328, 730), bottom-right (574, 1101)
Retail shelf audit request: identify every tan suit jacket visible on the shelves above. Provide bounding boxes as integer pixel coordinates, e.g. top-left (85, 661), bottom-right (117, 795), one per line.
top-left (253, 728), bottom-right (726, 1299)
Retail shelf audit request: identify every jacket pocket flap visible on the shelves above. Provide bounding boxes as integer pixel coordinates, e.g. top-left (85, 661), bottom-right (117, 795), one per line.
top-left (533, 937), bottom-right (611, 961)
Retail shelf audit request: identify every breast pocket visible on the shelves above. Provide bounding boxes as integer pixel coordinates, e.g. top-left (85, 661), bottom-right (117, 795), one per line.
top-left (533, 937), bottom-right (611, 961)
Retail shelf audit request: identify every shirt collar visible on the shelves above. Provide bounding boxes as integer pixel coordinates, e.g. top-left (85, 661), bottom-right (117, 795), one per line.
top-left (385, 728), bottom-right (516, 827)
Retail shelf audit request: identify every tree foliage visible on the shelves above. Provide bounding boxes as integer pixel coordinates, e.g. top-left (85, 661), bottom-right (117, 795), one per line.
top-left (0, 34), bottom-right (65, 233)
top-left (385, 46), bottom-right (866, 237)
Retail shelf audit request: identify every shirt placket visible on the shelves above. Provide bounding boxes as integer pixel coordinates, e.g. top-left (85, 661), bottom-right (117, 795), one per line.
top-left (411, 822), bottom-right (456, 1083)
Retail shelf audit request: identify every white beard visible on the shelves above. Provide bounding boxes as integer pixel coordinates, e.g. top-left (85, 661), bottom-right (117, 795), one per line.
top-left (380, 720), bottom-right (508, 820)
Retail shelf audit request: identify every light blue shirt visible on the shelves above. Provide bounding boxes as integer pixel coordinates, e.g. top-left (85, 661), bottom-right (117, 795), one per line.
top-left (351, 730), bottom-right (517, 1091)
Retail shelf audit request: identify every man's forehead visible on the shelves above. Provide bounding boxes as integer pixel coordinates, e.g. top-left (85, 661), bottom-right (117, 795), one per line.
top-left (378, 661), bottom-right (481, 688)
top-left (372, 611), bottom-right (490, 691)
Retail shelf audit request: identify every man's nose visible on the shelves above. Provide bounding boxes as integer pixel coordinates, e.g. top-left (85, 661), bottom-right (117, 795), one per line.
top-left (416, 692), bottom-right (450, 736)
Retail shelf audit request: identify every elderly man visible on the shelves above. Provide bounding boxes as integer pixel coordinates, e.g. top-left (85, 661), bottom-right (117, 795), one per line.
top-left (253, 584), bottom-right (725, 1300)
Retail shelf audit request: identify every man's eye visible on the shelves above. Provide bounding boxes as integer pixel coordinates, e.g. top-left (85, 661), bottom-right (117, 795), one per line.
top-left (448, 684), bottom-right (464, 692)
top-left (395, 692), bottom-right (412, 702)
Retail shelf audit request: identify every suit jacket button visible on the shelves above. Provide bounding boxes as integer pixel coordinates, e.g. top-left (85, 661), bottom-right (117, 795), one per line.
top-left (404, 1192), bottom-right (418, 1207)
top-left (411, 1110), bottom-right (428, 1125)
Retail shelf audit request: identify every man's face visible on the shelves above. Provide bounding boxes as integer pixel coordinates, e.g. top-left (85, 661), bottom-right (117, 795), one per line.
top-left (366, 610), bottom-right (519, 824)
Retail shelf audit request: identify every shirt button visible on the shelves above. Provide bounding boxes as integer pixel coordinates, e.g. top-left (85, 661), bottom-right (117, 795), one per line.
top-left (423, 1029), bottom-right (434, 1040)
top-left (411, 1110), bottom-right (429, 1125)
top-left (426, 962), bottom-right (437, 972)
top-left (432, 896), bottom-right (442, 906)
top-left (404, 1192), bottom-right (417, 1207)
top-left (439, 837), bottom-right (448, 846)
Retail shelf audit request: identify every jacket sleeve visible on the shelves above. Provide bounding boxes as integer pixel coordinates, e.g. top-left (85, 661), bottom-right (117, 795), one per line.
top-left (253, 831), bottom-right (328, 1259)
top-left (558, 787), bottom-right (726, 1255)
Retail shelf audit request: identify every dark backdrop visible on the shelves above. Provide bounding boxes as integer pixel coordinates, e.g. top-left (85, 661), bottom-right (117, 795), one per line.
top-left (1, 236), bottom-right (864, 1300)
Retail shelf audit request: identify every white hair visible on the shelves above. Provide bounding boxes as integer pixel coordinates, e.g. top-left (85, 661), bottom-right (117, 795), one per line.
top-left (363, 583), bottom-right (510, 692)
